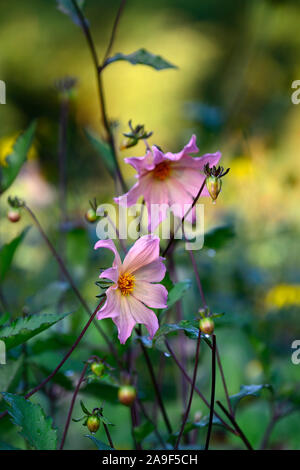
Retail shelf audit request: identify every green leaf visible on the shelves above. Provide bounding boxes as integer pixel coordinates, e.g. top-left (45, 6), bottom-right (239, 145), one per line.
top-left (0, 440), bottom-right (20, 450)
top-left (153, 320), bottom-right (199, 352)
top-left (133, 420), bottom-right (155, 443)
top-left (204, 224), bottom-right (235, 250)
top-left (0, 227), bottom-right (30, 281)
top-left (230, 384), bottom-right (272, 411)
top-left (26, 281), bottom-right (69, 313)
top-left (85, 434), bottom-right (114, 450)
top-left (85, 129), bottom-right (116, 178)
top-left (0, 311), bottom-right (71, 351)
top-left (99, 415), bottom-right (114, 426)
top-left (0, 121), bottom-right (36, 194)
top-left (2, 393), bottom-right (57, 450)
top-left (106, 48), bottom-right (177, 71)
top-left (166, 280), bottom-right (192, 310)
top-left (56, 0), bottom-right (86, 26)
top-left (0, 356), bottom-right (23, 392)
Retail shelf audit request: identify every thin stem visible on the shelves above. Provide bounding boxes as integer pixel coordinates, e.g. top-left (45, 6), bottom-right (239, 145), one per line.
top-left (215, 345), bottom-right (234, 417)
top-left (71, 0), bottom-right (127, 193)
top-left (165, 339), bottom-right (235, 434)
top-left (0, 299), bottom-right (105, 421)
top-left (60, 362), bottom-right (89, 449)
top-left (136, 398), bottom-right (166, 449)
top-left (217, 400), bottom-right (254, 450)
top-left (205, 334), bottom-right (216, 450)
top-left (103, 420), bottom-right (115, 449)
top-left (187, 250), bottom-right (207, 309)
top-left (130, 403), bottom-right (142, 450)
top-left (102, 0), bottom-right (127, 63)
top-left (137, 327), bottom-right (172, 435)
top-left (174, 330), bottom-right (201, 450)
top-left (23, 204), bottom-right (117, 359)
top-left (162, 178), bottom-right (206, 257)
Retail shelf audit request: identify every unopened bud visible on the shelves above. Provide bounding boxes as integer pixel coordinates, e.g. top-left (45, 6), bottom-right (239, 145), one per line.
top-left (87, 415), bottom-right (100, 433)
top-left (85, 208), bottom-right (97, 223)
top-left (199, 317), bottom-right (214, 335)
top-left (91, 362), bottom-right (105, 378)
top-left (118, 385), bottom-right (136, 407)
top-left (7, 209), bottom-right (21, 223)
top-left (206, 176), bottom-right (222, 202)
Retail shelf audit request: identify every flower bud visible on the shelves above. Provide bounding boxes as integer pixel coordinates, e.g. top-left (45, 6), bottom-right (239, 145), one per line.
top-left (199, 318), bottom-right (214, 335)
top-left (87, 415), bottom-right (100, 433)
top-left (118, 385), bottom-right (136, 407)
top-left (85, 208), bottom-right (97, 223)
top-left (7, 209), bottom-right (21, 223)
top-left (91, 362), bottom-right (105, 378)
top-left (206, 176), bottom-right (222, 202)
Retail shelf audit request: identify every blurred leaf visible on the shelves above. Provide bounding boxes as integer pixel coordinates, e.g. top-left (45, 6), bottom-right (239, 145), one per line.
top-left (164, 279), bottom-right (192, 311)
top-left (85, 129), bottom-right (115, 178)
top-left (85, 434), bottom-right (114, 450)
top-left (0, 312), bottom-right (71, 351)
top-left (99, 415), bottom-right (114, 426)
top-left (0, 227), bottom-right (30, 281)
top-left (106, 49), bottom-right (177, 71)
top-left (133, 420), bottom-right (155, 443)
top-left (0, 356), bottom-right (23, 393)
top-left (230, 384), bottom-right (272, 411)
top-left (80, 400), bottom-right (90, 415)
top-left (0, 313), bottom-right (10, 327)
top-left (0, 441), bottom-right (20, 450)
top-left (56, 0), bottom-right (86, 26)
top-left (153, 320), bottom-right (199, 352)
top-left (2, 393), bottom-right (57, 450)
top-left (204, 225), bottom-right (235, 250)
top-left (26, 281), bottom-right (69, 313)
top-left (0, 121), bottom-right (36, 194)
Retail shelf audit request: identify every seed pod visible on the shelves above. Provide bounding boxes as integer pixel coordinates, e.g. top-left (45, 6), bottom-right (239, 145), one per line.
top-left (85, 208), bottom-right (97, 223)
top-left (87, 415), bottom-right (100, 433)
top-left (7, 209), bottom-right (21, 223)
top-left (91, 362), bottom-right (105, 378)
top-left (206, 176), bottom-right (222, 202)
top-left (199, 318), bottom-right (214, 335)
top-left (118, 385), bottom-right (136, 407)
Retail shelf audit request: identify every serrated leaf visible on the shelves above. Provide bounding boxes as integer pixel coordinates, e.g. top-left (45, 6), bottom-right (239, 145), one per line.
top-left (0, 227), bottom-right (30, 281)
top-left (0, 356), bottom-right (23, 392)
top-left (0, 312), bottom-right (71, 351)
top-left (56, 0), bottom-right (86, 26)
top-left (230, 384), bottom-right (272, 411)
top-left (85, 128), bottom-right (116, 178)
top-left (133, 420), bottom-right (155, 443)
top-left (85, 434), bottom-right (114, 450)
top-left (2, 393), bottom-right (57, 450)
top-left (0, 121), bottom-right (36, 194)
top-left (204, 224), bottom-right (235, 250)
top-left (106, 48), bottom-right (177, 71)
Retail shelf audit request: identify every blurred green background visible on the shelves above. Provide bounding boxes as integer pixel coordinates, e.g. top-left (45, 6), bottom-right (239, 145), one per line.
top-left (0, 0), bottom-right (300, 450)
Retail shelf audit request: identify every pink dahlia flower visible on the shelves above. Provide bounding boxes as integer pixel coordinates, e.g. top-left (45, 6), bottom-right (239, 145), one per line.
top-left (94, 234), bottom-right (167, 344)
top-left (115, 135), bottom-right (221, 230)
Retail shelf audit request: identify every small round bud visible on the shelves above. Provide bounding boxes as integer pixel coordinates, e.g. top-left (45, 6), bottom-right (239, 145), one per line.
top-left (85, 208), bottom-right (97, 223)
top-left (206, 176), bottom-right (222, 202)
top-left (91, 362), bottom-right (105, 378)
top-left (118, 385), bottom-right (136, 407)
top-left (199, 318), bottom-right (214, 335)
top-left (7, 209), bottom-right (21, 223)
top-left (87, 415), bottom-right (100, 433)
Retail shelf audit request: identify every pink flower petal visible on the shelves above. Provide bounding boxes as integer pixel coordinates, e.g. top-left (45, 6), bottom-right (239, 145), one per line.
top-left (173, 151), bottom-right (221, 169)
top-left (113, 296), bottom-right (137, 344)
top-left (163, 134), bottom-right (199, 161)
top-left (166, 178), bottom-right (194, 222)
top-left (134, 258), bottom-right (166, 282)
top-left (97, 286), bottom-right (121, 320)
top-left (94, 239), bottom-right (121, 267)
top-left (114, 173), bottom-right (152, 207)
top-left (122, 234), bottom-right (160, 274)
top-left (144, 180), bottom-right (169, 231)
top-left (117, 294), bottom-right (159, 342)
top-left (99, 266), bottom-right (118, 283)
top-left (125, 150), bottom-right (155, 174)
top-left (172, 168), bottom-right (209, 198)
top-left (133, 280), bottom-right (168, 308)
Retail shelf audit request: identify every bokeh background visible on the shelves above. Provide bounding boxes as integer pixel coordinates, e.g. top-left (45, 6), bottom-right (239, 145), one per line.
top-left (0, 0), bottom-right (300, 450)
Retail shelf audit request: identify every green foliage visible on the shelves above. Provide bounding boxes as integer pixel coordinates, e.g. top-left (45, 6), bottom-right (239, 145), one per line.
top-left (230, 384), bottom-right (272, 412)
top-left (56, 0), bottom-right (85, 26)
top-left (133, 420), bottom-right (155, 443)
top-left (0, 312), bottom-right (71, 350)
top-left (0, 356), bottom-right (23, 393)
top-left (0, 122), bottom-right (36, 194)
top-left (85, 129), bottom-right (116, 178)
top-left (203, 224), bottom-right (235, 250)
top-left (85, 434), bottom-right (114, 450)
top-left (0, 228), bottom-right (30, 282)
top-left (165, 279), bottom-right (192, 311)
top-left (106, 49), bottom-right (177, 71)
top-left (2, 393), bottom-right (57, 450)
top-left (26, 281), bottom-right (69, 313)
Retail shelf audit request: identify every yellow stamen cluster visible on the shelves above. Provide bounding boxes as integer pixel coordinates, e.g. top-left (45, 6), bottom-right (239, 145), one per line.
top-left (153, 161), bottom-right (171, 181)
top-left (118, 273), bottom-right (135, 296)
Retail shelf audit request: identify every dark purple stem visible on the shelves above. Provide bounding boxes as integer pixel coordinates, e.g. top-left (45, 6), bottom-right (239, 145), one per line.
top-left (217, 400), bottom-right (254, 451)
top-left (205, 334), bottom-right (216, 450)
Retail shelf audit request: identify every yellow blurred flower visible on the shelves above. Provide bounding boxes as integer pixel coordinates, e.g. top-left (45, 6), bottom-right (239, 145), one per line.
top-left (265, 284), bottom-right (300, 309)
top-left (0, 133), bottom-right (37, 167)
top-left (229, 156), bottom-right (255, 180)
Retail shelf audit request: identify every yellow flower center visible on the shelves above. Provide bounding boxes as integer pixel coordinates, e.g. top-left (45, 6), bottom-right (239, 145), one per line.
top-left (118, 273), bottom-right (135, 296)
top-left (153, 161), bottom-right (172, 181)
